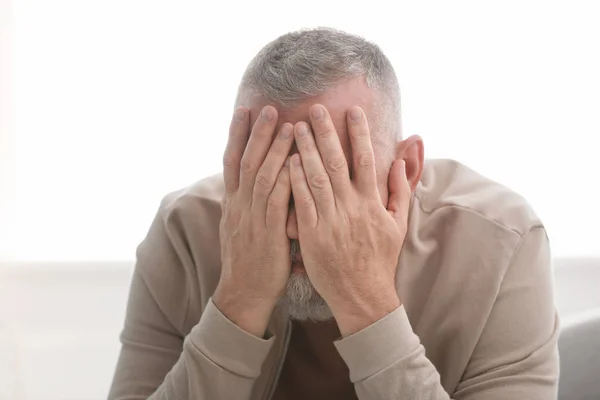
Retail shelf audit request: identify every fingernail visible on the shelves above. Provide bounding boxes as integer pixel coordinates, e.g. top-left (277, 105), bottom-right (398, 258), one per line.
top-left (349, 107), bottom-right (362, 121)
top-left (284, 157), bottom-right (291, 167)
top-left (261, 106), bottom-right (273, 121)
top-left (234, 107), bottom-right (246, 121)
top-left (296, 122), bottom-right (310, 136)
top-left (311, 105), bottom-right (325, 120)
top-left (292, 155), bottom-right (302, 166)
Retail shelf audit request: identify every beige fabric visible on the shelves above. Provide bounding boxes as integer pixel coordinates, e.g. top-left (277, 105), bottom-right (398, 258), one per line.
top-left (108, 159), bottom-right (560, 400)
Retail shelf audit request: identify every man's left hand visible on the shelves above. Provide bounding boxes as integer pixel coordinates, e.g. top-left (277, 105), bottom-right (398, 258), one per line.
top-left (289, 104), bottom-right (412, 337)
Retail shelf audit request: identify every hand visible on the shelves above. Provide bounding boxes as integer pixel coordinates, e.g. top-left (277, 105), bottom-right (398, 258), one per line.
top-left (214, 105), bottom-right (294, 337)
top-left (289, 104), bottom-right (411, 337)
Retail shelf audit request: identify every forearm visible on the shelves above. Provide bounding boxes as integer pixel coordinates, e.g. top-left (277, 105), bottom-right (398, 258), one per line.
top-left (335, 305), bottom-right (452, 400)
top-left (335, 301), bottom-right (558, 400)
top-left (111, 298), bottom-right (274, 400)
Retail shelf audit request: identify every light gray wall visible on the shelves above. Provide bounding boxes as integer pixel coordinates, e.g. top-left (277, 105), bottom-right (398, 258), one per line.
top-left (553, 258), bottom-right (600, 318)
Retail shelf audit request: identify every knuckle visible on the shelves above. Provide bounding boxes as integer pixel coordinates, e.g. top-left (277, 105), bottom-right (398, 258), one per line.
top-left (356, 153), bottom-right (374, 169)
top-left (220, 196), bottom-right (229, 210)
top-left (344, 205), bottom-right (362, 222)
top-left (315, 128), bottom-right (334, 139)
top-left (298, 193), bottom-right (315, 208)
top-left (298, 138), bottom-right (315, 152)
top-left (347, 211), bottom-right (361, 222)
top-left (222, 154), bottom-right (238, 169)
top-left (222, 195), bottom-right (239, 212)
top-left (352, 128), bottom-right (369, 138)
top-left (326, 155), bottom-right (347, 174)
top-left (255, 169), bottom-right (274, 189)
top-left (276, 168), bottom-right (290, 184)
top-left (367, 201), bottom-right (382, 217)
top-left (310, 173), bottom-right (330, 189)
top-left (240, 157), bottom-right (257, 174)
top-left (267, 194), bottom-right (284, 211)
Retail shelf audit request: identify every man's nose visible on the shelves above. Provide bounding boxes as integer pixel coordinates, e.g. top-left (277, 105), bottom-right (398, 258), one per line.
top-left (286, 205), bottom-right (299, 240)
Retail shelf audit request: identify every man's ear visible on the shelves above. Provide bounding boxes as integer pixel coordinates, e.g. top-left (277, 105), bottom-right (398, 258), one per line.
top-left (394, 135), bottom-right (424, 193)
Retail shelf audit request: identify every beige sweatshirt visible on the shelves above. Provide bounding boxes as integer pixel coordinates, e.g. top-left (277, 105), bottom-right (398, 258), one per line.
top-left (108, 158), bottom-right (560, 400)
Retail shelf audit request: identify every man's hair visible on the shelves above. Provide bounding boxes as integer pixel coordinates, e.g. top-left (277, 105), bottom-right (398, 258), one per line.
top-left (237, 27), bottom-right (402, 140)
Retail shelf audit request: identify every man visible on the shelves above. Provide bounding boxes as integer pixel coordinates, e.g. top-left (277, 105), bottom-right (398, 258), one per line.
top-left (109, 28), bottom-right (559, 399)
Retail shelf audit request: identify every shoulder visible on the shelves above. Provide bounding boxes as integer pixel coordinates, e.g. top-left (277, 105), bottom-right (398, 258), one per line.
top-left (138, 172), bottom-right (225, 278)
top-left (153, 172), bottom-right (225, 266)
top-left (403, 158), bottom-right (548, 296)
top-left (405, 160), bottom-right (556, 392)
top-left (159, 173), bottom-right (225, 220)
top-left (138, 172), bottom-right (225, 265)
top-left (414, 159), bottom-right (543, 237)
top-left (149, 173), bottom-right (226, 247)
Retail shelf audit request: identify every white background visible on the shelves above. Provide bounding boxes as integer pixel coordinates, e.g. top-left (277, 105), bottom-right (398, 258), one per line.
top-left (2, 0), bottom-right (599, 262)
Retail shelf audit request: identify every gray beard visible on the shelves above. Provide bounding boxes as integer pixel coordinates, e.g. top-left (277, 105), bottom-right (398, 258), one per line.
top-left (276, 240), bottom-right (334, 321)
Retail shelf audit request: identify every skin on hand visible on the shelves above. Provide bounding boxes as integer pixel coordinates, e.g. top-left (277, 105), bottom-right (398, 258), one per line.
top-left (289, 104), bottom-right (414, 337)
top-left (220, 77), bottom-right (424, 337)
top-left (213, 105), bottom-right (294, 338)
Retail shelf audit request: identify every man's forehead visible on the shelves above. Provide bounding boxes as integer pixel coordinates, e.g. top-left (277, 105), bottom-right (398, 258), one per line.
top-left (236, 79), bottom-right (392, 183)
top-left (241, 77), bottom-right (377, 134)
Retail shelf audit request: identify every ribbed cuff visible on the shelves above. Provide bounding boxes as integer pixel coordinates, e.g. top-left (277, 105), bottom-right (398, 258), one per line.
top-left (334, 305), bottom-right (420, 382)
top-left (187, 298), bottom-right (275, 378)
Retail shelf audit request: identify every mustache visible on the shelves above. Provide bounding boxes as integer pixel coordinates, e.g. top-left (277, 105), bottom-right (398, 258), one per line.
top-left (290, 240), bottom-right (301, 263)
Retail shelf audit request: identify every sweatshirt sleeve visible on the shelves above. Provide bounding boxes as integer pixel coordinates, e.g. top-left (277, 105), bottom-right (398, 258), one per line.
top-left (334, 226), bottom-right (560, 400)
top-left (108, 196), bottom-right (275, 400)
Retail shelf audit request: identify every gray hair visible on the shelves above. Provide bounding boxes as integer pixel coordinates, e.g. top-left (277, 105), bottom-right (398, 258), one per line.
top-left (277, 240), bottom-right (334, 321)
top-left (236, 27), bottom-right (402, 140)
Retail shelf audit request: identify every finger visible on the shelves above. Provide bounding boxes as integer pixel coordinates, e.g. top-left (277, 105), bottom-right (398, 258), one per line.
top-left (387, 159), bottom-right (412, 225)
top-left (222, 107), bottom-right (249, 194)
top-left (239, 106), bottom-right (279, 198)
top-left (347, 106), bottom-right (378, 196)
top-left (294, 121), bottom-right (335, 215)
top-left (253, 123), bottom-right (295, 220)
top-left (266, 157), bottom-right (292, 228)
top-left (289, 154), bottom-right (318, 228)
top-left (309, 104), bottom-right (352, 200)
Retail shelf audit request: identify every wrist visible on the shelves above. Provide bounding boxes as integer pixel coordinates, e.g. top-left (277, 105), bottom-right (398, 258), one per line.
top-left (333, 289), bottom-right (401, 337)
top-left (213, 282), bottom-right (277, 338)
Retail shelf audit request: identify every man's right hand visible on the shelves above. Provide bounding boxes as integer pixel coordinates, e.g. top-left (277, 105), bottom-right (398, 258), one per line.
top-left (213, 105), bottom-right (294, 338)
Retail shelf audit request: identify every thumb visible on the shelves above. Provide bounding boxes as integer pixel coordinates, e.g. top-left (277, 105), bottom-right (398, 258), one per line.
top-left (387, 159), bottom-right (411, 223)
